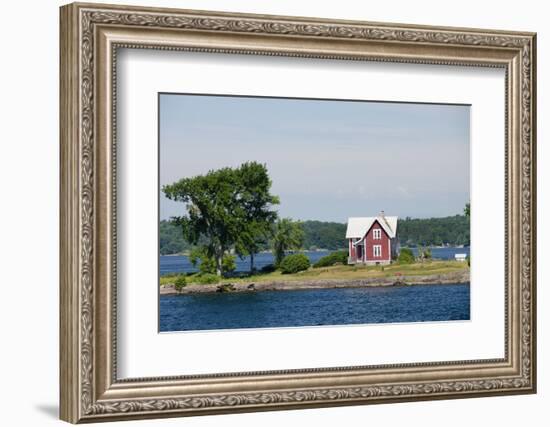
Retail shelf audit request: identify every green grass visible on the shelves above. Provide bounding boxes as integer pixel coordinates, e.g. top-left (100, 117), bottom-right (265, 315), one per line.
top-left (159, 273), bottom-right (187, 286)
top-left (160, 260), bottom-right (468, 286)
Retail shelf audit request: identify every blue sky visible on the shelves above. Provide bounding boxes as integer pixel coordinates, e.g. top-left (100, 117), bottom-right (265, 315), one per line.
top-left (159, 94), bottom-right (470, 222)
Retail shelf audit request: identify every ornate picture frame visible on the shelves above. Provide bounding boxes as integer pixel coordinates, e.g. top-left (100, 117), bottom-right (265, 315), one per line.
top-left (60, 2), bottom-right (536, 423)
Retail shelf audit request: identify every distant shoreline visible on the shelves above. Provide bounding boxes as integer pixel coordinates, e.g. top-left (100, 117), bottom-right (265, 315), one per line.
top-left (160, 270), bottom-right (469, 295)
top-left (160, 246), bottom-right (470, 257)
top-left (160, 248), bottom-right (341, 257)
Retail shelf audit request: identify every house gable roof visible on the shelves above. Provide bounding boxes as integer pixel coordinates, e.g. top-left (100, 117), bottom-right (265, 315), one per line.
top-left (346, 215), bottom-right (398, 239)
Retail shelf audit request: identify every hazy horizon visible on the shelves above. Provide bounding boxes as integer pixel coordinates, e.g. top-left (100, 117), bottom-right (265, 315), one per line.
top-left (159, 94), bottom-right (470, 222)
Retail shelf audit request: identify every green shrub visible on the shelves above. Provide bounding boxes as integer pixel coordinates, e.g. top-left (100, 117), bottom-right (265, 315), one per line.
top-left (222, 254), bottom-right (236, 273)
top-left (190, 248), bottom-right (237, 275)
top-left (398, 248), bottom-right (415, 264)
top-left (174, 275), bottom-right (187, 292)
top-left (313, 250), bottom-right (349, 268)
top-left (195, 273), bottom-right (220, 285)
top-left (189, 247), bottom-right (217, 274)
top-left (199, 258), bottom-right (217, 274)
top-left (279, 253), bottom-right (311, 274)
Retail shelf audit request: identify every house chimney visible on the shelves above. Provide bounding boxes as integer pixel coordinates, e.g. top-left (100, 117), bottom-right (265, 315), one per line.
top-left (380, 210), bottom-right (385, 217)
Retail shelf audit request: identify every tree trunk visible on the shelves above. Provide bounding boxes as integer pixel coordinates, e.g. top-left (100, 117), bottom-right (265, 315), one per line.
top-left (250, 252), bottom-right (254, 273)
top-left (215, 247), bottom-right (223, 277)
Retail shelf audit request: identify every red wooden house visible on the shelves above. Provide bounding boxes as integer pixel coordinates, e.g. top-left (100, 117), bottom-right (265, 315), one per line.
top-left (346, 211), bottom-right (399, 265)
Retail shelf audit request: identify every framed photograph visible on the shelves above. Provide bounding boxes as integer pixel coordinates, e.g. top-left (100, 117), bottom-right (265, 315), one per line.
top-left (60, 2), bottom-right (537, 423)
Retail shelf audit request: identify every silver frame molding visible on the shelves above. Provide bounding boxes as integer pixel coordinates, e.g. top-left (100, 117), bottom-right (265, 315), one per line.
top-left (60, 2), bottom-right (536, 423)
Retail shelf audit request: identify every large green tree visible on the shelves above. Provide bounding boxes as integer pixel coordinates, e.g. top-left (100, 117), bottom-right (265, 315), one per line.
top-left (162, 162), bottom-right (279, 276)
top-left (271, 218), bottom-right (305, 266)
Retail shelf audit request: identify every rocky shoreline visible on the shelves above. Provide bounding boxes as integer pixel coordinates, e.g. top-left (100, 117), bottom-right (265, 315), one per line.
top-left (160, 270), bottom-right (469, 295)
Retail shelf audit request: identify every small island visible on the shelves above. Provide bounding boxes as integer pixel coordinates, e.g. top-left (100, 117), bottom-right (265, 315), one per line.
top-left (159, 170), bottom-right (470, 296)
top-left (160, 259), bottom-right (469, 295)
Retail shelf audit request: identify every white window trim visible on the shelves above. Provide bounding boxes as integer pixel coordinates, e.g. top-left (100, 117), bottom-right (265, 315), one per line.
top-left (373, 244), bottom-right (382, 257)
top-left (373, 229), bottom-right (381, 240)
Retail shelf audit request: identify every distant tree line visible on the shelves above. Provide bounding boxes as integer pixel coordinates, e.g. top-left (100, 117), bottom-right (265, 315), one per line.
top-left (159, 220), bottom-right (192, 255)
top-left (398, 215), bottom-right (470, 247)
top-left (161, 214), bottom-right (470, 256)
top-left (301, 221), bottom-right (347, 251)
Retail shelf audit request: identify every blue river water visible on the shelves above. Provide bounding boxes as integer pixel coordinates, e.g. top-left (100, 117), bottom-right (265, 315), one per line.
top-left (159, 283), bottom-right (470, 332)
top-left (160, 246), bottom-right (470, 275)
